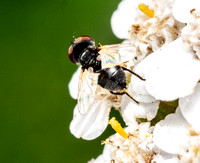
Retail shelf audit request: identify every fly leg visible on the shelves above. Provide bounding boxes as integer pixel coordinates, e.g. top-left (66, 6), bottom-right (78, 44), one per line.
top-left (110, 90), bottom-right (139, 104)
top-left (121, 67), bottom-right (145, 81)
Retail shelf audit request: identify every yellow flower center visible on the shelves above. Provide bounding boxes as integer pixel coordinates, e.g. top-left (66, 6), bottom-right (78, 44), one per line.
top-left (109, 117), bottom-right (128, 139)
top-left (138, 3), bottom-right (154, 18)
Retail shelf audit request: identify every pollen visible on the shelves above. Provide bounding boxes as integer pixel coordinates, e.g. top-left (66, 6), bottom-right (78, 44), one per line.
top-left (98, 43), bottom-right (102, 47)
top-left (138, 3), bottom-right (154, 18)
top-left (109, 117), bottom-right (128, 139)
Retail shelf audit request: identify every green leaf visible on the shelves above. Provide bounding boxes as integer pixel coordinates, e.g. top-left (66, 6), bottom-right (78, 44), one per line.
top-left (151, 100), bottom-right (178, 126)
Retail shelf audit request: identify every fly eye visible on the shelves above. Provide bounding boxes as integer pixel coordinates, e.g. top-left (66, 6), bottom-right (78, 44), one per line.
top-left (68, 44), bottom-right (76, 64)
top-left (68, 35), bottom-right (96, 64)
top-left (73, 35), bottom-right (95, 44)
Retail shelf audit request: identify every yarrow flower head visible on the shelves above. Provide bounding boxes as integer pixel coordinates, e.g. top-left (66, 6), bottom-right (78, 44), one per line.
top-left (182, 9), bottom-right (200, 59)
top-left (89, 121), bottom-right (156, 163)
top-left (154, 83), bottom-right (200, 158)
top-left (68, 0), bottom-right (200, 162)
top-left (112, 0), bottom-right (184, 56)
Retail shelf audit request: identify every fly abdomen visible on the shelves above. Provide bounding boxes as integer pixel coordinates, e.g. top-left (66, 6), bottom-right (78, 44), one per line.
top-left (98, 66), bottom-right (127, 91)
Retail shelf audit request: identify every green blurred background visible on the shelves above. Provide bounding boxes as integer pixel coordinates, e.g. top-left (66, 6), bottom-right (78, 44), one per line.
top-left (0, 0), bottom-right (123, 162)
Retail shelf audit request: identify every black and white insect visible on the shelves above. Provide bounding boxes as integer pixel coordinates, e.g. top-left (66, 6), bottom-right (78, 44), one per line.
top-left (68, 35), bottom-right (145, 113)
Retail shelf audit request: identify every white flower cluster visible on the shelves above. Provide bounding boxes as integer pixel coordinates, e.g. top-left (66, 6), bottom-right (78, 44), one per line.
top-left (89, 123), bottom-right (155, 163)
top-left (182, 9), bottom-right (200, 59)
top-left (68, 0), bottom-right (200, 162)
top-left (112, 0), bottom-right (184, 56)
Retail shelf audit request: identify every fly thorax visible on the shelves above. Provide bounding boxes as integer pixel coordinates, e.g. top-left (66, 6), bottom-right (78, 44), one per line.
top-left (79, 48), bottom-right (101, 72)
top-left (79, 49), bottom-right (94, 67)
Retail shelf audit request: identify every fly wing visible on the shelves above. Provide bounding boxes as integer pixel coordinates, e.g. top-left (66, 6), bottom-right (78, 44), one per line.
top-left (77, 68), bottom-right (99, 114)
top-left (98, 43), bottom-right (137, 69)
top-left (72, 68), bottom-right (111, 140)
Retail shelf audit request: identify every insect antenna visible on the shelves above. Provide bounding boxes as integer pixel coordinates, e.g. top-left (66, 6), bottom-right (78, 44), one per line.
top-left (121, 67), bottom-right (145, 81)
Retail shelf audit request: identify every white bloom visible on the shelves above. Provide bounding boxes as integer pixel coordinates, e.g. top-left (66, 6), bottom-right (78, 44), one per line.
top-left (128, 73), bottom-right (157, 103)
top-left (112, 0), bottom-right (184, 56)
top-left (153, 107), bottom-right (190, 154)
top-left (121, 93), bottom-right (159, 126)
top-left (152, 152), bottom-right (179, 163)
top-left (154, 83), bottom-right (200, 161)
top-left (132, 38), bottom-right (200, 101)
top-left (178, 129), bottom-right (200, 163)
top-left (179, 83), bottom-right (200, 133)
top-left (69, 103), bottom-right (110, 140)
top-left (111, 0), bottom-right (151, 39)
top-left (89, 123), bottom-right (156, 163)
top-left (119, 1), bottom-right (200, 148)
top-left (70, 0), bottom-right (200, 161)
top-left (121, 38), bottom-right (200, 128)
top-left (172, 0), bottom-right (200, 60)
top-left (68, 66), bottom-right (81, 99)
top-left (129, 0), bottom-right (183, 56)
top-left (89, 122), bottom-right (180, 163)
top-left (173, 0), bottom-right (200, 23)
top-left (154, 111), bottom-right (200, 162)
top-left (182, 10), bottom-right (200, 59)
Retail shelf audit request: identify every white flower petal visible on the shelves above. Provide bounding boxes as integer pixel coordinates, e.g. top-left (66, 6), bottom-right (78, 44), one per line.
top-left (129, 74), bottom-right (157, 103)
top-left (68, 67), bottom-right (81, 99)
top-left (135, 38), bottom-right (200, 101)
top-left (93, 124), bottom-right (155, 163)
top-left (179, 83), bottom-right (200, 132)
top-left (111, 0), bottom-right (149, 39)
top-left (173, 0), bottom-right (200, 23)
top-left (152, 154), bottom-right (179, 163)
top-left (121, 95), bottom-right (159, 125)
top-left (111, 0), bottom-right (137, 39)
top-left (138, 101), bottom-right (159, 121)
top-left (121, 95), bottom-right (138, 126)
top-left (101, 142), bottom-right (114, 161)
top-left (137, 122), bottom-right (151, 139)
top-left (181, 11), bottom-right (200, 59)
top-left (69, 100), bottom-right (110, 140)
top-left (88, 155), bottom-right (107, 163)
top-left (153, 107), bottom-right (190, 154)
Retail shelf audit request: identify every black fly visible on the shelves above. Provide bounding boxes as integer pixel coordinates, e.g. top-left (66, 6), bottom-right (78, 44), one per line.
top-left (68, 35), bottom-right (145, 113)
